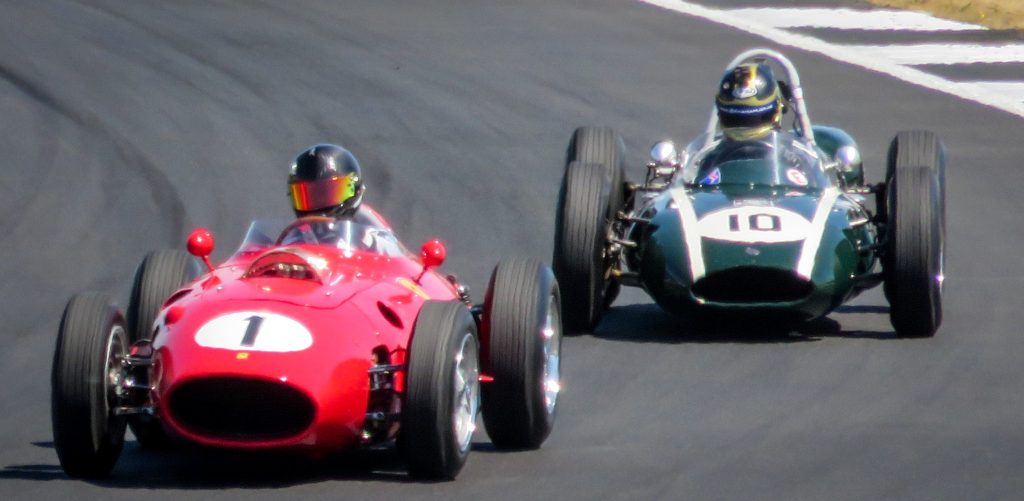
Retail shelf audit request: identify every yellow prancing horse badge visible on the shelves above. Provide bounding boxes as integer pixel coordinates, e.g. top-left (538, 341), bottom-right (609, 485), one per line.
top-left (396, 277), bottom-right (431, 299)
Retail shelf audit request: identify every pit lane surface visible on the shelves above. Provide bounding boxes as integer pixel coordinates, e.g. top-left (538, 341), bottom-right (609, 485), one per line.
top-left (2, 0), bottom-right (1023, 498)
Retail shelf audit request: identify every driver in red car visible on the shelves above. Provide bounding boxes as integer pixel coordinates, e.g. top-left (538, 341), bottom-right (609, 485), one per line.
top-left (287, 143), bottom-right (390, 228)
top-left (279, 143), bottom-right (400, 251)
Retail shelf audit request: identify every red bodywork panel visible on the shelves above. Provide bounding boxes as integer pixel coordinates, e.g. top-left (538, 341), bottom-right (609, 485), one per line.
top-left (148, 223), bottom-right (460, 453)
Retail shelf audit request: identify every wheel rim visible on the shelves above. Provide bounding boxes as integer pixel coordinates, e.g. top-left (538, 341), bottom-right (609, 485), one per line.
top-left (104, 324), bottom-right (128, 420)
top-left (452, 331), bottom-right (480, 453)
top-left (541, 294), bottom-right (561, 417)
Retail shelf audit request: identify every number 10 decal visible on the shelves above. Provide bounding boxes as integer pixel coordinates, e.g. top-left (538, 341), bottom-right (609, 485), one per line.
top-left (195, 311), bottom-right (313, 352)
top-left (729, 214), bottom-right (782, 232)
top-left (698, 206), bottom-right (811, 243)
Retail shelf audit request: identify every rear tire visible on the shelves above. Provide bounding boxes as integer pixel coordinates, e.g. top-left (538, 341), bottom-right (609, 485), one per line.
top-left (884, 165), bottom-right (943, 338)
top-left (566, 126), bottom-right (627, 220)
top-left (51, 293), bottom-right (128, 478)
top-left (127, 249), bottom-right (201, 342)
top-left (567, 127), bottom-right (628, 308)
top-left (125, 249), bottom-right (200, 447)
top-left (553, 161), bottom-right (612, 332)
top-left (403, 301), bottom-right (480, 480)
top-left (883, 130), bottom-right (946, 231)
top-left (481, 257), bottom-right (561, 449)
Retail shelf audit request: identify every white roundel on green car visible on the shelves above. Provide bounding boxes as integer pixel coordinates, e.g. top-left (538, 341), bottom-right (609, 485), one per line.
top-left (194, 311), bottom-right (313, 352)
top-left (697, 205), bottom-right (812, 243)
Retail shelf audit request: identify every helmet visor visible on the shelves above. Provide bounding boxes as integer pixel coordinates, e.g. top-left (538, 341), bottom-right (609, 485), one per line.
top-left (290, 174), bottom-right (357, 213)
top-left (718, 102), bottom-right (778, 129)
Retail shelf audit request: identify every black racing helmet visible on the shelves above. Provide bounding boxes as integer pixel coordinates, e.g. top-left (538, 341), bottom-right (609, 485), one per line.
top-left (716, 62), bottom-right (784, 141)
top-left (288, 144), bottom-right (364, 217)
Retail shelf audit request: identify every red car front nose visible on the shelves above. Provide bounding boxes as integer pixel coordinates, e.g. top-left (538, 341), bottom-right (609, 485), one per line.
top-left (167, 375), bottom-right (316, 442)
top-left (151, 300), bottom-right (379, 451)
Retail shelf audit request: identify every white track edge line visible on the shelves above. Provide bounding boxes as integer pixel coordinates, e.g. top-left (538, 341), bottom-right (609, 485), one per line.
top-left (637, 0), bottom-right (1024, 119)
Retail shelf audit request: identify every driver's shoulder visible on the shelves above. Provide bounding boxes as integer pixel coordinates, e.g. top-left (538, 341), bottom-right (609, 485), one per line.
top-left (351, 204), bottom-right (393, 230)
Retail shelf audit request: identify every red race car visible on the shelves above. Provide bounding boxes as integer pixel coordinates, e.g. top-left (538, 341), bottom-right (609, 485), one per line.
top-left (51, 216), bottom-right (562, 480)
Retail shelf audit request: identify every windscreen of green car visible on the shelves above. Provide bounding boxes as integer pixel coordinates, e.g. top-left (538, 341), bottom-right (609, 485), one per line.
top-left (692, 131), bottom-right (830, 189)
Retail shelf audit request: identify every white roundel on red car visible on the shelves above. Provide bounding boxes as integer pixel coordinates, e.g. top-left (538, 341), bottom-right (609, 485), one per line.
top-left (194, 311), bottom-right (313, 352)
top-left (697, 206), bottom-right (812, 243)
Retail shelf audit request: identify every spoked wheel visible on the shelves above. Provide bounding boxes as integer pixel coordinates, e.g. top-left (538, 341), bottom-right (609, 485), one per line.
top-left (51, 293), bottom-right (129, 478)
top-left (482, 257), bottom-right (562, 449)
top-left (884, 161), bottom-right (944, 338)
top-left (403, 301), bottom-right (481, 480)
top-left (553, 161), bottom-right (613, 332)
top-left (126, 249), bottom-right (201, 447)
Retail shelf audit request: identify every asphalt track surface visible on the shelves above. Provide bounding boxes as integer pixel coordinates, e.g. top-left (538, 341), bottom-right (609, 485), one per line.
top-left (2, 0), bottom-right (1023, 499)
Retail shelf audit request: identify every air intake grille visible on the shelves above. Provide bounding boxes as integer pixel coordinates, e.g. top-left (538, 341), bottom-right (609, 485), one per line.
top-left (169, 377), bottom-right (314, 441)
top-left (692, 267), bottom-right (813, 303)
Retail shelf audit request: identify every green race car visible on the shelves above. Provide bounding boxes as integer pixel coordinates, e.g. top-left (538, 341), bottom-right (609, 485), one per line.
top-left (554, 48), bottom-right (945, 337)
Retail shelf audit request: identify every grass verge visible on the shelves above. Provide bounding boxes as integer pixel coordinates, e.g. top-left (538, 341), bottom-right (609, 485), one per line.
top-left (867, 0), bottom-right (1024, 31)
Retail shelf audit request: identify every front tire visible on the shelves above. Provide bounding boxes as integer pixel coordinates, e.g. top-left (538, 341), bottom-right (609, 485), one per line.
top-left (51, 293), bottom-right (129, 478)
top-left (884, 164), bottom-right (943, 338)
top-left (403, 301), bottom-right (481, 480)
top-left (481, 257), bottom-right (562, 449)
top-left (553, 161), bottom-right (612, 332)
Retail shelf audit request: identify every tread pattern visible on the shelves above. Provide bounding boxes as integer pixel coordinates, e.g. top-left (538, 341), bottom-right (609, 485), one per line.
top-left (883, 130), bottom-right (947, 338)
top-left (885, 130), bottom-right (947, 228)
top-left (482, 257), bottom-right (559, 449)
top-left (569, 126), bottom-right (626, 219)
top-left (553, 161), bottom-right (609, 331)
top-left (403, 300), bottom-right (477, 480)
top-left (127, 249), bottom-right (200, 343)
top-left (886, 165), bottom-right (942, 337)
top-left (51, 293), bottom-right (126, 478)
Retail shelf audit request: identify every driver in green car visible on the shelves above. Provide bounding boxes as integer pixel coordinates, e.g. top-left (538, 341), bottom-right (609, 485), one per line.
top-left (715, 62), bottom-right (785, 142)
top-left (694, 63), bottom-right (820, 188)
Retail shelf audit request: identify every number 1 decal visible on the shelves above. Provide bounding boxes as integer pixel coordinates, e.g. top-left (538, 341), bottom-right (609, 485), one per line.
top-left (194, 311), bottom-right (313, 352)
top-left (241, 315), bottom-right (264, 347)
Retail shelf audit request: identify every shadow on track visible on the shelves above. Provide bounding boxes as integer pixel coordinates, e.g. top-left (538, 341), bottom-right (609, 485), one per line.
top-left (0, 440), bottom-right (505, 487)
top-left (590, 303), bottom-right (895, 344)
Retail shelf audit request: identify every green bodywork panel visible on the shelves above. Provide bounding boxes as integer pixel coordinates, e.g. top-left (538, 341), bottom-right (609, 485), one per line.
top-left (814, 125), bottom-right (864, 187)
top-left (631, 183), bottom-right (877, 322)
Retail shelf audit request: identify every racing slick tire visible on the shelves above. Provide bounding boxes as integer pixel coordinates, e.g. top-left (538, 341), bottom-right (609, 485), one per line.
top-left (51, 293), bottom-right (129, 478)
top-left (127, 249), bottom-right (202, 342)
top-left (883, 164), bottom-right (944, 338)
top-left (554, 161), bottom-right (612, 332)
top-left (403, 300), bottom-right (481, 480)
top-left (125, 249), bottom-right (201, 448)
top-left (884, 130), bottom-right (947, 232)
top-left (566, 126), bottom-right (628, 307)
top-left (566, 126), bottom-right (627, 221)
top-left (481, 257), bottom-right (562, 450)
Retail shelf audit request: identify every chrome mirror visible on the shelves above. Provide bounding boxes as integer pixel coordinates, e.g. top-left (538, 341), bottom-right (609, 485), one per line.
top-left (835, 145), bottom-right (861, 173)
top-left (650, 141), bottom-right (680, 167)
